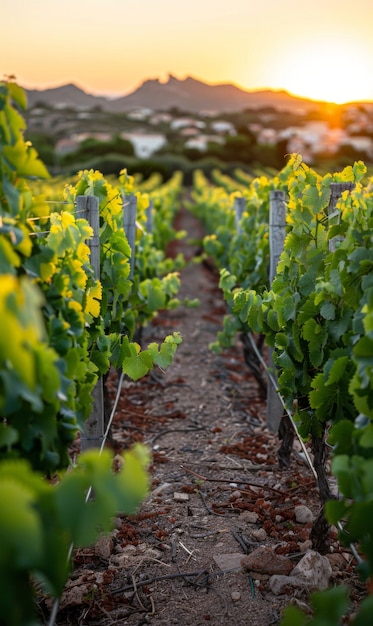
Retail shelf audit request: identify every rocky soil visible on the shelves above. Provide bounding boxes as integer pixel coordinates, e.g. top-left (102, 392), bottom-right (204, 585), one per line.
top-left (39, 206), bottom-right (367, 626)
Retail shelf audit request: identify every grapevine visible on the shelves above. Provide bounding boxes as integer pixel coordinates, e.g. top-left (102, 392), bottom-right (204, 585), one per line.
top-left (0, 80), bottom-right (184, 626)
top-left (189, 154), bottom-right (373, 623)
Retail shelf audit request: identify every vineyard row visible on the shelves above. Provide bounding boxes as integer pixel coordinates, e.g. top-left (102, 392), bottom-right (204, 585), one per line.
top-left (1, 80), bottom-right (373, 625)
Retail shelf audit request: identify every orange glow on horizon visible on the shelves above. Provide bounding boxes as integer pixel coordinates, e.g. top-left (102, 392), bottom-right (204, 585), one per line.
top-left (3, 1), bottom-right (373, 106)
top-left (256, 36), bottom-right (373, 105)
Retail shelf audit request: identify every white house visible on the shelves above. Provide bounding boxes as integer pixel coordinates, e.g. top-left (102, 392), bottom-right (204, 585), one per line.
top-left (210, 120), bottom-right (235, 134)
top-left (73, 132), bottom-right (112, 143)
top-left (185, 135), bottom-right (224, 151)
top-left (126, 108), bottom-right (153, 121)
top-left (121, 132), bottom-right (167, 158)
top-left (279, 122), bottom-right (347, 155)
top-left (170, 118), bottom-right (206, 130)
top-left (149, 112), bottom-right (172, 125)
top-left (257, 128), bottom-right (278, 144)
top-left (344, 136), bottom-right (373, 157)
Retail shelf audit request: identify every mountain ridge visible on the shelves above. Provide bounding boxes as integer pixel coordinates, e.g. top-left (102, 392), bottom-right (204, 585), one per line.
top-left (24, 74), bottom-right (337, 114)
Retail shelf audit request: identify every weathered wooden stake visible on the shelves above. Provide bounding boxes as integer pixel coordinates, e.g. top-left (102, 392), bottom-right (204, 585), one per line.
top-left (123, 194), bottom-right (137, 278)
top-left (328, 182), bottom-right (355, 252)
top-left (234, 196), bottom-right (246, 234)
top-left (77, 195), bottom-right (105, 451)
top-left (267, 190), bottom-right (286, 433)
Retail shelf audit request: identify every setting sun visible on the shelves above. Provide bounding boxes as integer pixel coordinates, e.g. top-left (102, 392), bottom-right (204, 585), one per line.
top-left (269, 36), bottom-right (372, 104)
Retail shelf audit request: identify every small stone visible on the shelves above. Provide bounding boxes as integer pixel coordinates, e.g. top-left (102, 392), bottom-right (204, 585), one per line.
top-left (291, 550), bottom-right (332, 590)
top-left (294, 505), bottom-right (314, 524)
top-left (59, 571), bottom-right (104, 609)
top-left (249, 572), bottom-right (270, 581)
top-left (174, 492), bottom-right (190, 502)
top-left (256, 453), bottom-right (268, 461)
top-left (299, 540), bottom-right (312, 553)
top-left (152, 482), bottom-right (173, 496)
top-left (158, 543), bottom-right (171, 551)
top-left (110, 552), bottom-right (133, 567)
top-left (251, 528), bottom-right (267, 541)
top-left (241, 546), bottom-right (293, 575)
top-left (213, 552), bottom-right (244, 571)
top-left (113, 516), bottom-right (123, 529)
top-left (342, 552), bottom-right (353, 564)
top-left (326, 553), bottom-right (348, 571)
top-left (329, 525), bottom-right (339, 540)
top-left (94, 534), bottom-right (113, 560)
top-left (137, 543), bottom-right (147, 554)
top-left (122, 544), bottom-right (137, 555)
top-left (113, 454), bottom-right (124, 471)
top-left (269, 550), bottom-right (333, 596)
top-left (231, 591), bottom-right (241, 601)
top-left (293, 598), bottom-right (312, 612)
top-left (145, 547), bottom-right (163, 559)
top-left (247, 485), bottom-right (261, 494)
top-left (239, 511), bottom-right (259, 524)
top-left (269, 574), bottom-right (298, 595)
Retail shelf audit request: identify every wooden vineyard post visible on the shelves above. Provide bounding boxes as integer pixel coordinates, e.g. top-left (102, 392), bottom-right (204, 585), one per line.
top-left (328, 182), bottom-right (355, 252)
top-left (267, 190), bottom-right (286, 433)
top-left (77, 195), bottom-right (105, 451)
top-left (123, 194), bottom-right (137, 278)
top-left (234, 196), bottom-right (246, 234)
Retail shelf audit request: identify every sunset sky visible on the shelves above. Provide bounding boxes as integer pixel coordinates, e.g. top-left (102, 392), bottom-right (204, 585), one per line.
top-left (3, 0), bottom-right (373, 104)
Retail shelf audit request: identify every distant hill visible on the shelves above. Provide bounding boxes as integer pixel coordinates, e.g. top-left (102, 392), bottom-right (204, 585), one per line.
top-left (25, 74), bottom-right (326, 114)
top-left (26, 82), bottom-right (108, 110)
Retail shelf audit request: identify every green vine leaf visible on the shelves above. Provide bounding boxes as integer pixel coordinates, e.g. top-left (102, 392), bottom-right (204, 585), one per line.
top-left (121, 341), bottom-right (153, 380)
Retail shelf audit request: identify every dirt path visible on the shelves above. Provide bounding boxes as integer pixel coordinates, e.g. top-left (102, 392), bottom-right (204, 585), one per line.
top-left (48, 205), bottom-right (363, 626)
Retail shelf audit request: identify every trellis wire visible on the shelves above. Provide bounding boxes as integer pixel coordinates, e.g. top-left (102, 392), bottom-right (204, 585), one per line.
top-left (267, 189), bottom-right (287, 432)
top-left (245, 331), bottom-right (318, 480)
top-left (29, 231), bottom-right (51, 237)
top-left (337, 521), bottom-right (363, 565)
top-left (42, 200), bottom-right (73, 204)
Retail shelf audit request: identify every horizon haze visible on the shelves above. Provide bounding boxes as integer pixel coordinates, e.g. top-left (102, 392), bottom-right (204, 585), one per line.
top-left (23, 74), bottom-right (373, 111)
top-left (3, 0), bottom-right (373, 105)
top-left (23, 75), bottom-right (344, 116)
